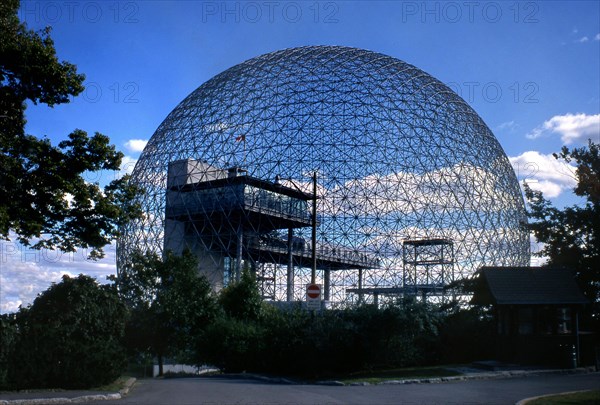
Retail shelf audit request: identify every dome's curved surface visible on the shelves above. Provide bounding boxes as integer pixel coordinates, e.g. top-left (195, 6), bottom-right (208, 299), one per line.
top-left (118, 46), bottom-right (529, 304)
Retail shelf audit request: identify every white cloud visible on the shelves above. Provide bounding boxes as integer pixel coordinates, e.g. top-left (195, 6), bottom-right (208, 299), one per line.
top-left (203, 122), bottom-right (250, 134)
top-left (524, 180), bottom-right (564, 199)
top-left (494, 120), bottom-right (518, 132)
top-left (509, 151), bottom-right (577, 198)
top-left (346, 223), bottom-right (531, 279)
top-left (0, 239), bottom-right (118, 314)
top-left (573, 32), bottom-right (600, 43)
top-left (526, 113), bottom-right (600, 144)
top-left (314, 161), bottom-right (521, 221)
top-left (1, 300), bottom-right (22, 314)
top-left (529, 234), bottom-right (548, 267)
top-left (118, 155), bottom-right (138, 177)
top-left (124, 139), bottom-right (148, 153)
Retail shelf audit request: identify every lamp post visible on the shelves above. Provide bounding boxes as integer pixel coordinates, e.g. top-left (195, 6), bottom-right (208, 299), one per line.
top-left (311, 171), bottom-right (317, 285)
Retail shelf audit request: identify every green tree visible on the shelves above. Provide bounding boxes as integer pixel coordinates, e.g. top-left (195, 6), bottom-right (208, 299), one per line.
top-left (525, 140), bottom-right (600, 318)
top-left (195, 266), bottom-right (266, 372)
top-left (0, 0), bottom-right (141, 258)
top-left (8, 275), bottom-right (128, 389)
top-left (219, 265), bottom-right (264, 321)
top-left (118, 250), bottom-right (219, 376)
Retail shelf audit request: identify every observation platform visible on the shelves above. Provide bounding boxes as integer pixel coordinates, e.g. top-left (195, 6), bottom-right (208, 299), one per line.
top-left (165, 159), bottom-right (380, 272)
top-left (166, 174), bottom-right (314, 231)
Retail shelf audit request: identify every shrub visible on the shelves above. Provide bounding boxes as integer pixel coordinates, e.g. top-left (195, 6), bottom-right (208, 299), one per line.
top-left (439, 307), bottom-right (495, 363)
top-left (195, 297), bottom-right (444, 377)
top-left (0, 313), bottom-right (18, 389)
top-left (197, 316), bottom-right (266, 373)
top-left (8, 275), bottom-right (128, 389)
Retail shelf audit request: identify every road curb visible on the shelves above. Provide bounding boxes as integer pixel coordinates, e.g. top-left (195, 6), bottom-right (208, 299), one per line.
top-left (317, 366), bottom-right (598, 386)
top-left (515, 389), bottom-right (596, 405)
top-left (0, 378), bottom-right (136, 405)
top-left (1, 368), bottom-right (595, 403)
top-left (216, 366), bottom-right (597, 387)
top-left (119, 377), bottom-right (137, 396)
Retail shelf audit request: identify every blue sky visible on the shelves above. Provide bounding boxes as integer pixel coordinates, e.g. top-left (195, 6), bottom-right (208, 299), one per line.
top-left (1, 0), bottom-right (599, 313)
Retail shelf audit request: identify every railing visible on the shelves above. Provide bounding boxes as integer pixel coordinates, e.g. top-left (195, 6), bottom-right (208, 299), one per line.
top-left (247, 235), bottom-right (380, 268)
top-left (243, 185), bottom-right (311, 222)
top-left (166, 184), bottom-right (311, 223)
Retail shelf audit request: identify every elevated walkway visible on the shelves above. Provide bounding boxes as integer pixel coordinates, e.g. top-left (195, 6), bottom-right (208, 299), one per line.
top-left (247, 236), bottom-right (380, 270)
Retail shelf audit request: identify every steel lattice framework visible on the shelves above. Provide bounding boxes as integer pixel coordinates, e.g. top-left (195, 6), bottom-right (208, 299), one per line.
top-left (117, 46), bottom-right (530, 305)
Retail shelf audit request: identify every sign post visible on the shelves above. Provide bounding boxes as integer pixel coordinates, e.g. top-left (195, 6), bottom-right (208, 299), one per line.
top-left (306, 283), bottom-right (321, 310)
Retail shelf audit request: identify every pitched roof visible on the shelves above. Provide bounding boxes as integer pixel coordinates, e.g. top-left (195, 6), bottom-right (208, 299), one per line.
top-left (474, 266), bottom-right (588, 305)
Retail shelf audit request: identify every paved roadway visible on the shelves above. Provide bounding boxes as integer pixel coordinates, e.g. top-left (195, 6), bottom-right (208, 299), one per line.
top-left (107, 372), bottom-right (600, 405)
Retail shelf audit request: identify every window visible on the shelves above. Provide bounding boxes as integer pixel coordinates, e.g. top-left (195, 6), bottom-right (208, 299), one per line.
top-left (557, 307), bottom-right (572, 334)
top-left (518, 308), bottom-right (534, 335)
top-left (497, 308), bottom-right (510, 335)
top-left (537, 306), bottom-right (554, 334)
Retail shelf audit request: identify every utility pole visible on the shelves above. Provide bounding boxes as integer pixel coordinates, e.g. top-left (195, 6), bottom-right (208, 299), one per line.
top-left (311, 171), bottom-right (317, 284)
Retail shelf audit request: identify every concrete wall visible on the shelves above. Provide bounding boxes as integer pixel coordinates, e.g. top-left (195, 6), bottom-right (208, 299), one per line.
top-left (167, 159), bottom-right (229, 188)
top-left (165, 159), bottom-right (227, 291)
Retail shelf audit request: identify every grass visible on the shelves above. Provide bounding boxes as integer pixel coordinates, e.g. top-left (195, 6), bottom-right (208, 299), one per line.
top-left (89, 376), bottom-right (134, 392)
top-left (0, 376), bottom-right (133, 394)
top-left (526, 390), bottom-right (600, 404)
top-left (334, 366), bottom-right (462, 384)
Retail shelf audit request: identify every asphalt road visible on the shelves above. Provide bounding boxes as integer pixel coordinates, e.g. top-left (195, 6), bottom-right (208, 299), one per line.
top-left (107, 372), bottom-right (600, 405)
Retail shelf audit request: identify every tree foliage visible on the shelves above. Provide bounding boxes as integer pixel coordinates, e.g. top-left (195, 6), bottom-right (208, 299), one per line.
top-left (117, 250), bottom-right (219, 375)
top-left (219, 266), bottom-right (264, 321)
top-left (3, 275), bottom-right (128, 389)
top-left (0, 0), bottom-right (141, 258)
top-left (525, 140), bottom-right (600, 315)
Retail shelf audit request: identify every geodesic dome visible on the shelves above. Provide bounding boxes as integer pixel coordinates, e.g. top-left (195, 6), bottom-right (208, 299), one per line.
top-left (117, 45), bottom-right (529, 304)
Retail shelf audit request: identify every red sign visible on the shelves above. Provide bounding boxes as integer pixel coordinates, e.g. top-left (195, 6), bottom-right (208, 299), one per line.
top-left (306, 284), bottom-right (321, 300)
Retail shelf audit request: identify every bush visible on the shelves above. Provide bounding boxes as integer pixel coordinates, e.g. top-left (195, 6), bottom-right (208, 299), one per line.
top-left (194, 274), bottom-right (497, 377)
top-left (195, 267), bottom-right (266, 372)
top-left (7, 275), bottom-right (128, 389)
top-left (259, 306), bottom-right (311, 374)
top-left (197, 316), bottom-right (266, 373)
top-left (195, 297), bottom-right (444, 377)
top-left (438, 306), bottom-right (495, 363)
top-left (0, 313), bottom-right (18, 390)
